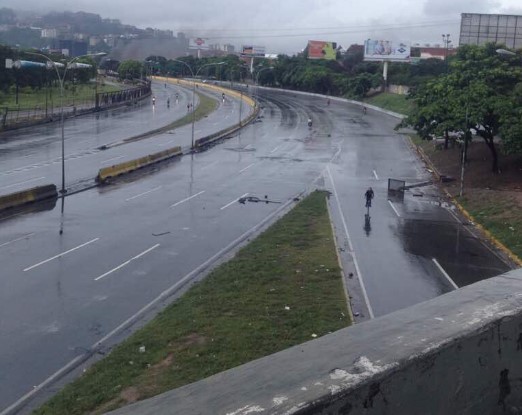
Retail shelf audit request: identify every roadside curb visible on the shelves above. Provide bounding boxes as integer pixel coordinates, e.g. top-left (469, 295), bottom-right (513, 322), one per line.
top-left (405, 136), bottom-right (522, 268)
top-left (454, 201), bottom-right (522, 267)
top-left (326, 199), bottom-right (355, 324)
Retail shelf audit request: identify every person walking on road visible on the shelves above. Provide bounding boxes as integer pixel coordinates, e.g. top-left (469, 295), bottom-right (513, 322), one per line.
top-left (365, 187), bottom-right (374, 208)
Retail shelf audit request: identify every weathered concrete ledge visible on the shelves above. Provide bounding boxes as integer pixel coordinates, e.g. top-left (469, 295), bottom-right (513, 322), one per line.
top-left (107, 268), bottom-right (522, 415)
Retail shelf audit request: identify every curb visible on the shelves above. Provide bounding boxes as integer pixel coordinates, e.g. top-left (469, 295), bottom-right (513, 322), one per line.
top-left (406, 136), bottom-right (522, 268)
top-left (446, 191), bottom-right (522, 267)
top-left (326, 199), bottom-right (355, 324)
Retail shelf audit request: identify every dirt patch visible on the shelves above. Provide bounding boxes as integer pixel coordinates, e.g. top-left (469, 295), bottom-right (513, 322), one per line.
top-left (423, 140), bottom-right (522, 194)
top-left (414, 138), bottom-right (522, 262)
top-left (119, 386), bottom-right (140, 404)
top-left (91, 386), bottom-right (141, 415)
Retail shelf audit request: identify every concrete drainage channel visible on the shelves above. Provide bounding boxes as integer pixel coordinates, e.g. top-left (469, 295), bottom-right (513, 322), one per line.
top-left (0, 82), bottom-right (259, 213)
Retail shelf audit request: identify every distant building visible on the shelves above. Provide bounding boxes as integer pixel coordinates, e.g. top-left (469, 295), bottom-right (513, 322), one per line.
top-left (411, 43), bottom-right (457, 60)
top-left (41, 28), bottom-right (58, 38)
top-left (459, 13), bottom-right (522, 49)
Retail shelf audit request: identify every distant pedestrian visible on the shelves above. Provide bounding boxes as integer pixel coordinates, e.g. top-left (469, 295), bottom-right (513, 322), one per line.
top-left (187, 103), bottom-right (190, 112)
top-left (365, 187), bottom-right (374, 208)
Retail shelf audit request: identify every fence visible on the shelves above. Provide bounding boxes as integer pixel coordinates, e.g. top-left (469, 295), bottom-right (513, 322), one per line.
top-left (0, 81), bottom-right (151, 131)
top-left (96, 81), bottom-right (151, 110)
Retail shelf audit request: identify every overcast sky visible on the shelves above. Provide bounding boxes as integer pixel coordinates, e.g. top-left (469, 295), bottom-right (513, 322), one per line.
top-left (5, 0), bottom-right (522, 54)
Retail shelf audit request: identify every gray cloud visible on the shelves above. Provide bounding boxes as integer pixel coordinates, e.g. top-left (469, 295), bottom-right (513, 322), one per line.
top-left (1, 0), bottom-right (519, 54)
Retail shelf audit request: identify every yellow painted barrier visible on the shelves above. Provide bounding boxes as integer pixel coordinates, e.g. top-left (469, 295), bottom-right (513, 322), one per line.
top-left (97, 146), bottom-right (182, 183)
top-left (0, 184), bottom-right (57, 211)
top-left (157, 76), bottom-right (256, 108)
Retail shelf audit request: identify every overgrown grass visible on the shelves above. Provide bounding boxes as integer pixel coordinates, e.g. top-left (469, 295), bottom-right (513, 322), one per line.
top-left (365, 92), bottom-right (414, 115)
top-left (460, 193), bottom-right (522, 260)
top-left (34, 190), bottom-right (350, 415)
top-left (0, 83), bottom-right (121, 110)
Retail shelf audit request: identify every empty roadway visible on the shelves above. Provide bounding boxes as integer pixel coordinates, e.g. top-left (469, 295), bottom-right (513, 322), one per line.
top-left (0, 88), bottom-right (513, 414)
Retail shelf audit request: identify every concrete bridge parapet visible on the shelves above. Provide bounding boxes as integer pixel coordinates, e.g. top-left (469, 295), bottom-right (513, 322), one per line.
top-left (107, 268), bottom-right (522, 415)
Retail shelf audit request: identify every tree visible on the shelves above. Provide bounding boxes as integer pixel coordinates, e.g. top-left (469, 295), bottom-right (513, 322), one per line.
top-left (117, 60), bottom-right (143, 80)
top-left (405, 44), bottom-right (522, 173)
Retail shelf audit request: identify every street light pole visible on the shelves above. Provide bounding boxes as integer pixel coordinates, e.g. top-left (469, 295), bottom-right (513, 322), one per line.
top-left (24, 51), bottom-right (106, 195)
top-left (171, 59), bottom-right (224, 149)
top-left (442, 34), bottom-right (451, 72)
top-left (254, 66), bottom-right (274, 102)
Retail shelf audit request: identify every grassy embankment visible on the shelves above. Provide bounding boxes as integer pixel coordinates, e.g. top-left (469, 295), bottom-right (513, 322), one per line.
top-left (0, 83), bottom-right (121, 110)
top-left (365, 92), bottom-right (414, 115)
top-left (35, 190), bottom-right (351, 415)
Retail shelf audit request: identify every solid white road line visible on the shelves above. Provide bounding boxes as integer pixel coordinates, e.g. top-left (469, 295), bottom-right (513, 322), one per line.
top-left (125, 186), bottom-right (162, 202)
top-left (388, 200), bottom-right (401, 217)
top-left (101, 156), bottom-right (124, 164)
top-left (0, 233), bottom-right (35, 249)
top-left (432, 258), bottom-right (459, 290)
top-left (270, 145), bottom-right (281, 153)
top-left (326, 165), bottom-right (375, 319)
top-left (23, 238), bottom-right (99, 272)
top-left (239, 163), bottom-right (256, 173)
top-left (94, 244), bottom-right (160, 281)
top-left (373, 170), bottom-right (379, 180)
top-left (221, 193), bottom-right (249, 210)
top-left (170, 190), bottom-right (205, 207)
top-left (0, 176), bottom-right (45, 190)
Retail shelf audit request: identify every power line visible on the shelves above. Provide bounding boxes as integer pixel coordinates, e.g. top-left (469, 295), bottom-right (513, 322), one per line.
top-left (192, 19), bottom-right (460, 35)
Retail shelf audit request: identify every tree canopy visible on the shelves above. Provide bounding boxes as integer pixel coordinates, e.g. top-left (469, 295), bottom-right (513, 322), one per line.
top-left (405, 44), bottom-right (522, 173)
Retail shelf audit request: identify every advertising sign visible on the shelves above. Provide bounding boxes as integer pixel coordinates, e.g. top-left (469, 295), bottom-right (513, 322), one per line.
top-left (364, 40), bottom-right (410, 62)
top-left (13, 60), bottom-right (46, 69)
top-left (307, 40), bottom-right (337, 60)
top-left (189, 38), bottom-right (210, 50)
top-left (240, 45), bottom-right (266, 57)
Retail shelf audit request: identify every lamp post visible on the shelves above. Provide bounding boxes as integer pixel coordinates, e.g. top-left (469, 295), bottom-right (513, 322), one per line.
top-left (23, 51), bottom-right (106, 195)
top-left (254, 66), bottom-right (274, 102)
top-left (442, 34), bottom-right (451, 70)
top-left (171, 59), bottom-right (225, 148)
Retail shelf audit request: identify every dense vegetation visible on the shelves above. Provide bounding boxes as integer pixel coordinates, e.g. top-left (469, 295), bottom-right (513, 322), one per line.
top-left (404, 44), bottom-right (522, 173)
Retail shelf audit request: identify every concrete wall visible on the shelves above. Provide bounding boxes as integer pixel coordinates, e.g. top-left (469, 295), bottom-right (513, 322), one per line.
top-left (107, 268), bottom-right (522, 415)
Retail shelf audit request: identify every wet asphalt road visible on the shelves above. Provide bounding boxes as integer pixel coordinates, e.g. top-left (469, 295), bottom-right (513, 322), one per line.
top-left (0, 89), bottom-right (514, 413)
top-left (0, 80), bottom-right (250, 196)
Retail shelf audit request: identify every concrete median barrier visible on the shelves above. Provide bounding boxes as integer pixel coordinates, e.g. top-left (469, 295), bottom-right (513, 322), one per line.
top-left (0, 184), bottom-right (58, 211)
top-left (96, 146), bottom-right (182, 183)
top-left (194, 107), bottom-right (259, 149)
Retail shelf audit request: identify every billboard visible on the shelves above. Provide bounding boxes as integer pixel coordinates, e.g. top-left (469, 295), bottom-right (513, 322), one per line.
top-left (459, 13), bottom-right (522, 49)
top-left (189, 38), bottom-right (209, 50)
top-left (307, 40), bottom-right (337, 60)
top-left (364, 40), bottom-right (411, 62)
top-left (240, 45), bottom-right (265, 57)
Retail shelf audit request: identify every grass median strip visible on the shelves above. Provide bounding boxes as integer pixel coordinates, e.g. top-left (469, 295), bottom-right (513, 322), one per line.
top-left (165, 91), bottom-right (217, 130)
top-left (122, 92), bottom-right (217, 144)
top-left (35, 190), bottom-right (351, 415)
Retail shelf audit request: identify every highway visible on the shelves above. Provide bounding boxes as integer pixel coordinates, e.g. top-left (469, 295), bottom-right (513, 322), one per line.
top-left (0, 80), bottom-right (251, 196)
top-left (0, 88), bottom-right (513, 414)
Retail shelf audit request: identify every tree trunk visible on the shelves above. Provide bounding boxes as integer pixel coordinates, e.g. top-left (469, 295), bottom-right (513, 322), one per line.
top-left (444, 129), bottom-right (449, 150)
top-left (483, 136), bottom-right (500, 173)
